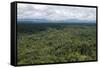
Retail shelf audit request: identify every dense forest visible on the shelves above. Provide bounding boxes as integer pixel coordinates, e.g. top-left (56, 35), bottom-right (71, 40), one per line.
top-left (17, 23), bottom-right (96, 65)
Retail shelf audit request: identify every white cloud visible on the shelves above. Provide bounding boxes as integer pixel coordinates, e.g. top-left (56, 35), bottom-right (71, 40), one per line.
top-left (17, 3), bottom-right (96, 22)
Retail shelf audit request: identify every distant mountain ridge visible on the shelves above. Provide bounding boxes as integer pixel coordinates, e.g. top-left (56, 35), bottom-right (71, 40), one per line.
top-left (17, 19), bottom-right (96, 23)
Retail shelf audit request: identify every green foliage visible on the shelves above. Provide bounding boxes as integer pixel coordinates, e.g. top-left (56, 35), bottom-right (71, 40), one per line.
top-left (17, 23), bottom-right (96, 65)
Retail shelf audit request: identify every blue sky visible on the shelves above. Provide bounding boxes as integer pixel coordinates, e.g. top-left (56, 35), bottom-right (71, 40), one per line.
top-left (17, 3), bottom-right (96, 23)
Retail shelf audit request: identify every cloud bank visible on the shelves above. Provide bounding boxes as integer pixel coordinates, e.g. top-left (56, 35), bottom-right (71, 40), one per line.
top-left (17, 3), bottom-right (96, 23)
